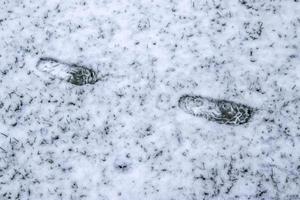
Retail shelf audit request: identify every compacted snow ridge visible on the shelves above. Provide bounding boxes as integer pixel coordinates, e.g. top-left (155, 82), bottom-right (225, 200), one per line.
top-left (0, 0), bottom-right (300, 199)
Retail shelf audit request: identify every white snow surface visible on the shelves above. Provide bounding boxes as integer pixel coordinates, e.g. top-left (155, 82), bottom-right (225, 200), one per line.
top-left (0, 0), bottom-right (300, 199)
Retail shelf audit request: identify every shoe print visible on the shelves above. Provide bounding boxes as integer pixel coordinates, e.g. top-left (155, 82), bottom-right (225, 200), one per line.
top-left (36, 57), bottom-right (98, 86)
top-left (178, 95), bottom-right (255, 125)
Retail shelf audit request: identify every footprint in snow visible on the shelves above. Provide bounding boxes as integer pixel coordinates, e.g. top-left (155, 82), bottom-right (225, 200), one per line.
top-left (178, 95), bottom-right (256, 126)
top-left (36, 57), bottom-right (99, 86)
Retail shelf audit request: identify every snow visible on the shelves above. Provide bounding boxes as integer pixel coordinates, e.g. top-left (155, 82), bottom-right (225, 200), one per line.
top-left (0, 0), bottom-right (300, 199)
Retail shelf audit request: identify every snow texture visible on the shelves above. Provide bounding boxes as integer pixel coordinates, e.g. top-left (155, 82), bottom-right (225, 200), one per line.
top-left (0, 0), bottom-right (300, 199)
